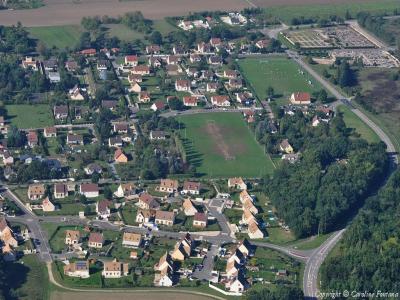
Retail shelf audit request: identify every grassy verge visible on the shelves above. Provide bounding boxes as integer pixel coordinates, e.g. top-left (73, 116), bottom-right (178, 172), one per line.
top-left (337, 104), bottom-right (381, 144)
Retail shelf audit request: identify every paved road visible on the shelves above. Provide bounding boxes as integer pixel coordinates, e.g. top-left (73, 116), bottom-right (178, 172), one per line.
top-left (303, 230), bottom-right (346, 299)
top-left (2, 187), bottom-right (53, 262)
top-left (252, 241), bottom-right (311, 261)
top-left (193, 243), bottom-right (219, 281)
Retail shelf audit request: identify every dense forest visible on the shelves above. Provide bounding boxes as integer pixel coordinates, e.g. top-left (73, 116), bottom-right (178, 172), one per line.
top-left (262, 112), bottom-right (388, 238)
top-left (320, 169), bottom-right (400, 294)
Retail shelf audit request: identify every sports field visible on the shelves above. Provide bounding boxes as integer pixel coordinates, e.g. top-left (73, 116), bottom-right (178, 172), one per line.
top-left (178, 112), bottom-right (274, 178)
top-left (238, 56), bottom-right (323, 104)
top-left (6, 104), bottom-right (54, 129)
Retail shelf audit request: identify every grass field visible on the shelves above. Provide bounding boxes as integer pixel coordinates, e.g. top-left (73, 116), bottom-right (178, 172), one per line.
top-left (263, 0), bottom-right (400, 24)
top-left (238, 56), bottom-right (324, 105)
top-left (6, 104), bottom-right (54, 129)
top-left (178, 112), bottom-right (274, 178)
top-left (28, 25), bottom-right (82, 49)
top-left (3, 255), bottom-right (49, 300)
top-left (28, 19), bottom-right (175, 49)
top-left (337, 105), bottom-right (380, 144)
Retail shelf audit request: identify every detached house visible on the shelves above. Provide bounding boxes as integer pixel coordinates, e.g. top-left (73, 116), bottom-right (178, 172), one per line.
top-left (27, 131), bottom-right (38, 148)
top-left (155, 211), bottom-right (175, 227)
top-left (131, 65), bottom-right (150, 76)
top-left (122, 232), bottom-right (142, 248)
top-left (96, 200), bottom-right (111, 219)
top-left (138, 91), bottom-right (151, 103)
top-left (137, 193), bottom-right (159, 210)
top-left (28, 184), bottom-right (45, 200)
top-left (114, 148), bottom-right (128, 163)
top-left (102, 259), bottom-right (129, 278)
top-left (54, 183), bottom-right (68, 199)
top-left (211, 95), bottom-right (230, 107)
top-left (64, 261), bottom-right (89, 278)
top-left (279, 139), bottom-right (293, 154)
top-left (159, 179), bottom-right (179, 193)
top-left (88, 232), bottom-right (104, 248)
top-left (67, 134), bottom-right (84, 145)
top-left (135, 209), bottom-right (155, 224)
top-left (193, 212), bottom-right (207, 228)
top-left (228, 177), bottom-right (247, 190)
top-left (54, 105), bottom-right (68, 120)
top-left (44, 127), bottom-right (57, 138)
top-left (182, 181), bottom-right (201, 195)
top-left (124, 55), bottom-right (138, 66)
top-left (79, 183), bottom-right (99, 198)
top-left (183, 96), bottom-right (198, 107)
top-left (65, 230), bottom-right (81, 245)
top-left (146, 45), bottom-right (161, 54)
top-left (114, 183), bottom-right (136, 199)
top-left (150, 130), bottom-right (166, 140)
top-left (290, 92), bottom-right (311, 105)
top-left (175, 80), bottom-right (191, 92)
top-left (182, 198), bottom-right (198, 216)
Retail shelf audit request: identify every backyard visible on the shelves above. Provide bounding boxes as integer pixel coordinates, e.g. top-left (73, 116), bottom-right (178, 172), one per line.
top-left (238, 56), bottom-right (324, 105)
top-left (6, 104), bottom-right (54, 129)
top-left (178, 112), bottom-right (275, 178)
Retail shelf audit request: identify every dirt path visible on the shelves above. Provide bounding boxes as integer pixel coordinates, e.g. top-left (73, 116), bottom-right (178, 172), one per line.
top-left (205, 121), bottom-right (235, 160)
top-left (46, 263), bottom-right (223, 300)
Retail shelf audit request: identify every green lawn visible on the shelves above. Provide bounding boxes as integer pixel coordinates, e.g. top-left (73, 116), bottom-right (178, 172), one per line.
top-left (104, 24), bottom-right (145, 41)
top-left (264, 0), bottom-right (400, 24)
top-left (178, 112), bottom-right (275, 178)
top-left (6, 104), bottom-right (54, 129)
top-left (28, 25), bottom-right (81, 49)
top-left (238, 56), bottom-right (323, 105)
top-left (2, 255), bottom-right (49, 300)
top-left (337, 105), bottom-right (380, 144)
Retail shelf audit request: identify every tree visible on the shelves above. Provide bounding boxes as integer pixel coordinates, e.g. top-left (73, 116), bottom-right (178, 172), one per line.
top-left (317, 89), bottom-right (328, 103)
top-left (266, 86), bottom-right (274, 99)
top-left (150, 31), bottom-right (162, 45)
top-left (337, 61), bottom-right (356, 87)
top-left (91, 173), bottom-right (100, 183)
top-left (168, 98), bottom-right (184, 111)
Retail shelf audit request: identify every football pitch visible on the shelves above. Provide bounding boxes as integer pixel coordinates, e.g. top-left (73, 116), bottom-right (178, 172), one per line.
top-left (178, 112), bottom-right (275, 178)
top-left (238, 56), bottom-right (323, 104)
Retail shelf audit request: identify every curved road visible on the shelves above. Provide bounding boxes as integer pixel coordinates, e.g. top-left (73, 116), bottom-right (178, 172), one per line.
top-left (287, 50), bottom-right (398, 298)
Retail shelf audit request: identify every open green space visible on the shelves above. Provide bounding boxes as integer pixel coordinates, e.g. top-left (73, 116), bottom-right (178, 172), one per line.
top-left (238, 56), bottom-right (324, 105)
top-left (2, 255), bottom-right (49, 300)
top-left (178, 112), bottom-right (274, 178)
top-left (337, 105), bottom-right (380, 144)
top-left (264, 0), bottom-right (400, 24)
top-left (6, 104), bottom-right (54, 129)
top-left (28, 25), bottom-right (82, 49)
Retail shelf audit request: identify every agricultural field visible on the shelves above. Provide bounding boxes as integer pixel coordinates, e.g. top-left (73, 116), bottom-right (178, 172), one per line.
top-left (28, 25), bottom-right (82, 49)
top-left (238, 56), bottom-right (324, 105)
top-left (259, 0), bottom-right (400, 23)
top-left (178, 112), bottom-right (274, 178)
top-left (6, 104), bottom-right (54, 129)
